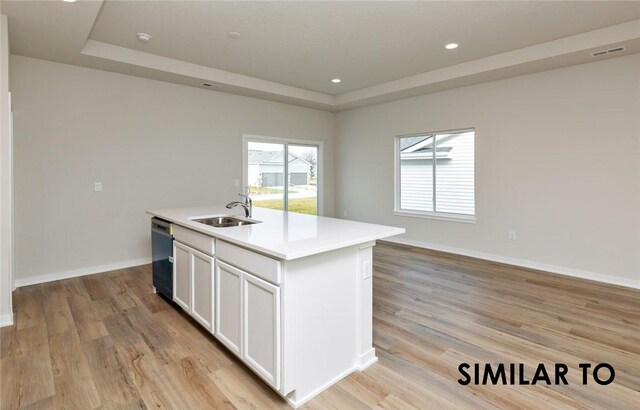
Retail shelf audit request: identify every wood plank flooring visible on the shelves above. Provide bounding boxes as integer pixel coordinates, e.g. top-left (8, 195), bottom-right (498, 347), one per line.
top-left (2, 242), bottom-right (639, 409)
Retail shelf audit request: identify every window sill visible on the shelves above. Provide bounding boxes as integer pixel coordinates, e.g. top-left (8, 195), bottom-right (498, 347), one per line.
top-left (393, 210), bottom-right (476, 224)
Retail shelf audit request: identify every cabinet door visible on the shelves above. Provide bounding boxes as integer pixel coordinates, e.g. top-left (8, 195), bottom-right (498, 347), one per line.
top-left (191, 249), bottom-right (214, 332)
top-left (173, 241), bottom-right (191, 311)
top-left (215, 260), bottom-right (242, 355)
top-left (242, 272), bottom-right (281, 390)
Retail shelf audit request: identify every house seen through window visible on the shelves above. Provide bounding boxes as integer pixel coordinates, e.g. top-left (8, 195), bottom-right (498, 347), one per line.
top-left (246, 140), bottom-right (319, 215)
top-left (396, 129), bottom-right (475, 219)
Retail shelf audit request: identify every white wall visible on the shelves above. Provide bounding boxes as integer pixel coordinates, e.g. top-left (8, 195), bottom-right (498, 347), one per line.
top-left (9, 52), bottom-right (640, 289)
top-left (0, 15), bottom-right (13, 325)
top-left (11, 55), bottom-right (334, 284)
top-left (335, 54), bottom-right (640, 285)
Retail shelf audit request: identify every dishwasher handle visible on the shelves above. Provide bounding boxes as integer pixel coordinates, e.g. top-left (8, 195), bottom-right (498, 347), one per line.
top-left (151, 218), bottom-right (172, 237)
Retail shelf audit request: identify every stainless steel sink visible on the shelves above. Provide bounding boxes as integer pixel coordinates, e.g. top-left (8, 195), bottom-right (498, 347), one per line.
top-left (191, 216), bottom-right (258, 228)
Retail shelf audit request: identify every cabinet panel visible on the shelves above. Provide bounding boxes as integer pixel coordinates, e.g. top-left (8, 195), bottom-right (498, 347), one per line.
top-left (191, 249), bottom-right (214, 332)
top-left (217, 240), bottom-right (282, 285)
top-left (215, 260), bottom-right (242, 355)
top-left (173, 241), bottom-right (191, 311)
top-left (242, 273), bottom-right (281, 390)
top-left (173, 225), bottom-right (215, 255)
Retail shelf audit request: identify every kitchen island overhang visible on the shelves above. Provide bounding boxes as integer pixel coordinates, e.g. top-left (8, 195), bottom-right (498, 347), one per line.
top-left (147, 206), bottom-right (404, 407)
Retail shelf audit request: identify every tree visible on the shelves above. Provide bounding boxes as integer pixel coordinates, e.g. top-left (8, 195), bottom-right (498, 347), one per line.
top-left (301, 151), bottom-right (317, 178)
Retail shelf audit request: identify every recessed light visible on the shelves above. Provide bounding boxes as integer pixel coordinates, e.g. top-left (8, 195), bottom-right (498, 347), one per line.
top-left (136, 33), bottom-right (152, 43)
top-left (445, 43), bottom-right (459, 50)
top-left (62, 0), bottom-right (77, 2)
top-left (331, 78), bottom-right (341, 83)
top-left (227, 31), bottom-right (241, 40)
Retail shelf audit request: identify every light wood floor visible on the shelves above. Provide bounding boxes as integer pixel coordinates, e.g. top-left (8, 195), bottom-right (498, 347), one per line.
top-left (2, 242), bottom-right (639, 409)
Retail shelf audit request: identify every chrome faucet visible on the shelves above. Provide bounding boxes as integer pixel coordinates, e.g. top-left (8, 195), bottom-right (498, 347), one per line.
top-left (226, 193), bottom-right (253, 218)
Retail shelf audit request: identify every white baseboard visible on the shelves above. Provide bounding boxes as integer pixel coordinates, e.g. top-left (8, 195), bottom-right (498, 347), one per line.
top-left (358, 348), bottom-right (378, 371)
top-left (14, 257), bottom-right (152, 288)
top-left (382, 237), bottom-right (640, 290)
top-left (0, 313), bottom-right (14, 327)
top-left (285, 365), bottom-right (359, 409)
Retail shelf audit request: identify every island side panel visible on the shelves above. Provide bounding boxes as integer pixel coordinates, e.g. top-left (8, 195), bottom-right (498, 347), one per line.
top-left (356, 241), bottom-right (377, 369)
top-left (282, 245), bottom-right (361, 407)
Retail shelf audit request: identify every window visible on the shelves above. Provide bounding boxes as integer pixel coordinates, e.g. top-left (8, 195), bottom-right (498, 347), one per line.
top-left (395, 129), bottom-right (475, 221)
top-left (243, 135), bottom-right (322, 216)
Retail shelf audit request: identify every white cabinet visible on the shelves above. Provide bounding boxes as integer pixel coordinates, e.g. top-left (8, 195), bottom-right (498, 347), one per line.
top-left (173, 240), bottom-right (214, 332)
top-left (214, 258), bottom-right (282, 390)
top-left (191, 248), bottom-right (214, 331)
top-left (242, 273), bottom-right (281, 390)
top-left (173, 241), bottom-right (191, 311)
top-left (215, 260), bottom-right (242, 355)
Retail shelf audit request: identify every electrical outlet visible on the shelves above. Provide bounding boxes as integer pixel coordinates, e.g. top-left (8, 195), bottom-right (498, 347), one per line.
top-left (343, 210), bottom-right (348, 218)
top-left (363, 260), bottom-right (372, 279)
top-left (94, 182), bottom-right (102, 192)
top-left (508, 230), bottom-right (517, 240)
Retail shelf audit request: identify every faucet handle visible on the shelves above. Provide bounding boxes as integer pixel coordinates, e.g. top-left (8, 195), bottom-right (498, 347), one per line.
top-left (238, 193), bottom-right (252, 205)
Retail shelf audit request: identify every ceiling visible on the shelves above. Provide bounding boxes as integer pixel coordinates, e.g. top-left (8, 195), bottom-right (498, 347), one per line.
top-left (89, 1), bottom-right (640, 94)
top-left (2, 1), bottom-right (640, 111)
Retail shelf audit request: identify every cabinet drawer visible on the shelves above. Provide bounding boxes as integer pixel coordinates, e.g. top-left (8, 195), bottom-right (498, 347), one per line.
top-left (173, 225), bottom-right (215, 255)
top-left (217, 241), bottom-right (282, 285)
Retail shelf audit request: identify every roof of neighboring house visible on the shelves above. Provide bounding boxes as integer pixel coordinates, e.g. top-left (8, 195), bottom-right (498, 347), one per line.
top-left (399, 135), bottom-right (430, 151)
top-left (400, 134), bottom-right (455, 159)
top-left (248, 150), bottom-right (281, 164)
top-left (248, 150), bottom-right (312, 166)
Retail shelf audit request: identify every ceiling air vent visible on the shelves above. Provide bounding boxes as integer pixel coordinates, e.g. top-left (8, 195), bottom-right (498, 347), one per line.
top-left (591, 46), bottom-right (626, 57)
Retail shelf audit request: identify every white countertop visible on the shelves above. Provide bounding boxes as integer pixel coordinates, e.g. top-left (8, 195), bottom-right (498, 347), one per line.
top-left (146, 206), bottom-right (405, 260)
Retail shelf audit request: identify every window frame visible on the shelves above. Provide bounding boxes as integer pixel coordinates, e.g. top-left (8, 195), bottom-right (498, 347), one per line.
top-left (394, 128), bottom-right (476, 224)
top-left (242, 134), bottom-right (324, 216)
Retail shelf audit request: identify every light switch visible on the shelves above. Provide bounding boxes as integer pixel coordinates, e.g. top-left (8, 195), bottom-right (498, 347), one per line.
top-left (234, 179), bottom-right (240, 187)
top-left (363, 260), bottom-right (372, 279)
top-left (94, 182), bottom-right (102, 192)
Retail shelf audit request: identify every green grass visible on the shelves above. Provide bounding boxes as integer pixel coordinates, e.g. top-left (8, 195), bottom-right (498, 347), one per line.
top-left (248, 186), bottom-right (297, 195)
top-left (254, 197), bottom-right (317, 215)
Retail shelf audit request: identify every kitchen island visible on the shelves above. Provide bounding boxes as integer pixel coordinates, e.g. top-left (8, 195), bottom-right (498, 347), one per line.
top-left (146, 206), bottom-right (404, 408)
